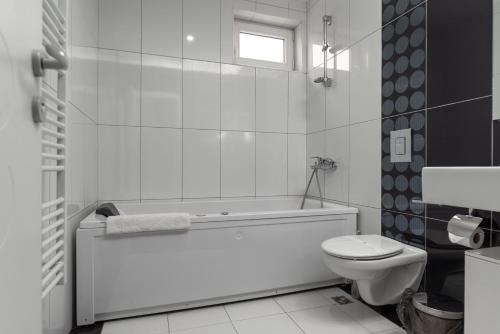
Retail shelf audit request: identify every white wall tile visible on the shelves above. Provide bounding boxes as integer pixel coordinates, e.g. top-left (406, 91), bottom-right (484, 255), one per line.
top-left (67, 106), bottom-right (85, 215)
top-left (99, 0), bottom-right (141, 52)
top-left (183, 60), bottom-right (221, 129)
top-left (71, 46), bottom-right (98, 122)
top-left (289, 71), bottom-right (307, 134)
top-left (290, 0), bottom-right (307, 11)
top-left (98, 125), bottom-right (140, 200)
top-left (183, 0), bottom-right (221, 62)
top-left (256, 68), bottom-right (288, 133)
top-left (324, 126), bottom-right (349, 203)
top-left (349, 30), bottom-right (381, 124)
top-left (351, 204), bottom-right (381, 235)
top-left (288, 134), bottom-right (306, 195)
top-left (221, 64), bottom-right (255, 131)
top-left (307, 66), bottom-right (326, 133)
top-left (326, 51), bottom-right (349, 129)
top-left (183, 129), bottom-right (221, 198)
top-left (221, 131), bottom-right (255, 197)
top-left (84, 120), bottom-right (98, 207)
top-left (325, 0), bottom-right (349, 53)
top-left (307, 0), bottom-right (325, 70)
top-left (71, 0), bottom-right (98, 47)
top-left (258, 0), bottom-right (289, 8)
top-left (349, 119), bottom-right (381, 208)
top-left (141, 55), bottom-right (182, 128)
top-left (98, 49), bottom-right (141, 126)
top-left (142, 0), bottom-right (182, 57)
top-left (141, 127), bottom-right (182, 199)
top-left (305, 131), bottom-right (325, 197)
top-left (256, 133), bottom-right (287, 196)
top-left (349, 0), bottom-right (382, 43)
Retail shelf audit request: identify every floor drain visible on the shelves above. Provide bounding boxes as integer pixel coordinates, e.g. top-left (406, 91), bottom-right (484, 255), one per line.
top-left (331, 296), bottom-right (353, 305)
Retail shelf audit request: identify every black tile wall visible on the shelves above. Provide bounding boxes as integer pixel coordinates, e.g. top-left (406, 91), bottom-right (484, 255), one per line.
top-left (427, 0), bottom-right (493, 107)
top-left (381, 0), bottom-right (495, 302)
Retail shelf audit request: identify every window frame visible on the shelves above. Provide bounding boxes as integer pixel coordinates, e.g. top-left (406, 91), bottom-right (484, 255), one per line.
top-left (234, 20), bottom-right (294, 71)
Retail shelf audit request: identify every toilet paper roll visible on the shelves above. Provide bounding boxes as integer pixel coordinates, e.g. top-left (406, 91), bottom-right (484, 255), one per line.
top-left (447, 214), bottom-right (485, 249)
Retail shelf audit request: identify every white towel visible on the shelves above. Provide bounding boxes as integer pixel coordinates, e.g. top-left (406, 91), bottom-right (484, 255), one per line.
top-left (106, 213), bottom-right (191, 235)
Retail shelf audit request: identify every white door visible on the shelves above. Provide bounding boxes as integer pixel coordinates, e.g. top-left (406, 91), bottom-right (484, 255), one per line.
top-left (0, 1), bottom-right (43, 333)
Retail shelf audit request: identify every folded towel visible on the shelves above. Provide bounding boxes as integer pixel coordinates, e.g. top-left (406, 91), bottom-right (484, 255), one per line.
top-left (106, 213), bottom-right (191, 235)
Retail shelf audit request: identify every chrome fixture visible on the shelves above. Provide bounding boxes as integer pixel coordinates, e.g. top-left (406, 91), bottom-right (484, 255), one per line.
top-left (301, 157), bottom-right (337, 209)
top-left (32, 44), bottom-right (68, 77)
top-left (314, 15), bottom-right (333, 87)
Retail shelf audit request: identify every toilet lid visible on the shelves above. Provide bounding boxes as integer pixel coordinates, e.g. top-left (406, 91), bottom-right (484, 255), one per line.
top-left (322, 235), bottom-right (405, 260)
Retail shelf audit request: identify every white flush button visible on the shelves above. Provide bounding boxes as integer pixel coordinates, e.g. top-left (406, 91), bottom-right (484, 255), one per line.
top-left (390, 128), bottom-right (412, 163)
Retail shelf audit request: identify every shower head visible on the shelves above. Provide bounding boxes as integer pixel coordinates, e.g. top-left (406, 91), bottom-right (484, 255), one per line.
top-left (314, 77), bottom-right (333, 87)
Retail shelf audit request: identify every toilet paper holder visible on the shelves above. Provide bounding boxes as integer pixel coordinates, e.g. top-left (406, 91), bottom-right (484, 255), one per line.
top-left (411, 199), bottom-right (485, 249)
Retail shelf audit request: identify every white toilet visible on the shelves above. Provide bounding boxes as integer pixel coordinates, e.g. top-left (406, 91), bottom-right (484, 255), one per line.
top-left (321, 235), bottom-right (427, 306)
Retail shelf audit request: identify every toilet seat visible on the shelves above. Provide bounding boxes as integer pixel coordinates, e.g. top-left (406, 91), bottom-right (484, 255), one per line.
top-left (321, 235), bottom-right (405, 261)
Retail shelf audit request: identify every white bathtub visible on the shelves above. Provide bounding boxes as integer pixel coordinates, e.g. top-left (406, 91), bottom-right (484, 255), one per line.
top-left (76, 198), bottom-right (357, 325)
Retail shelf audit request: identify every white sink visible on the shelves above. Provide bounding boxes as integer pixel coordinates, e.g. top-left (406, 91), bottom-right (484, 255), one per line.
top-left (422, 167), bottom-right (500, 211)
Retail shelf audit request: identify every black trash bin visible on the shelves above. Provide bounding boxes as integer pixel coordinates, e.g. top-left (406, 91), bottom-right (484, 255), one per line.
top-left (397, 290), bottom-right (464, 334)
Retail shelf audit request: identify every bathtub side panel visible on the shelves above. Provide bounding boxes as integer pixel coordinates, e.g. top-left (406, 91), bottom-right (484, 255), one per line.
top-left (88, 215), bottom-right (356, 319)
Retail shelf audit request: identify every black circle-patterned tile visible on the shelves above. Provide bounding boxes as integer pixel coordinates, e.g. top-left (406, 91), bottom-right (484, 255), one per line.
top-left (395, 214), bottom-right (409, 232)
top-left (410, 70), bottom-right (425, 89)
top-left (410, 112), bottom-right (425, 130)
top-left (383, 193), bottom-right (395, 209)
top-left (382, 155), bottom-right (394, 172)
top-left (383, 175), bottom-right (395, 191)
top-left (382, 211), bottom-right (395, 228)
top-left (410, 49), bottom-right (425, 68)
top-left (410, 91), bottom-right (425, 109)
top-left (395, 96), bottom-right (409, 113)
top-left (383, 5), bottom-right (396, 24)
top-left (382, 118), bottom-right (395, 134)
top-left (395, 36), bottom-right (409, 54)
top-left (395, 195), bottom-right (409, 211)
top-left (395, 115), bottom-right (409, 129)
top-left (396, 0), bottom-right (410, 15)
top-left (383, 81), bottom-right (395, 98)
top-left (413, 133), bottom-right (425, 151)
top-left (395, 56), bottom-right (409, 74)
top-left (410, 6), bottom-right (426, 26)
top-left (410, 155), bottom-right (425, 172)
top-left (395, 175), bottom-right (409, 192)
top-left (409, 175), bottom-right (422, 193)
top-left (409, 217), bottom-right (424, 235)
top-left (383, 62), bottom-right (395, 79)
top-left (383, 43), bottom-right (395, 60)
top-left (395, 16), bottom-right (410, 35)
top-left (410, 28), bottom-right (425, 47)
top-left (383, 25), bottom-right (395, 42)
top-left (382, 137), bottom-right (391, 153)
top-left (395, 162), bottom-right (409, 172)
top-left (410, 198), bottom-right (425, 215)
top-left (383, 99), bottom-right (395, 116)
top-left (395, 76), bottom-right (409, 94)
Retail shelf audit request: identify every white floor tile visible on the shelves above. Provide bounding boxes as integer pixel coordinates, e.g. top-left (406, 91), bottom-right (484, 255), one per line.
top-left (289, 305), bottom-right (370, 334)
top-left (171, 323), bottom-right (237, 334)
top-left (337, 302), bottom-right (399, 333)
top-left (102, 314), bottom-right (168, 334)
top-left (224, 298), bottom-right (284, 321)
top-left (233, 314), bottom-right (304, 334)
top-left (168, 306), bottom-right (230, 331)
top-left (316, 287), bottom-right (358, 304)
top-left (274, 291), bottom-right (331, 312)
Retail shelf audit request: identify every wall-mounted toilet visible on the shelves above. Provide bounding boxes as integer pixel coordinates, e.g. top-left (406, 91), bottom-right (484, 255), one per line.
top-left (321, 235), bottom-right (427, 305)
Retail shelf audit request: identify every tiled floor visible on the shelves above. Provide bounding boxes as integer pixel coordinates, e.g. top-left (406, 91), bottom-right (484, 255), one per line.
top-left (100, 288), bottom-right (406, 334)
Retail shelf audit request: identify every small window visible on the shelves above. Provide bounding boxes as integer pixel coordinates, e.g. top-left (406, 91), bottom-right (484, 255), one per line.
top-left (234, 20), bottom-right (294, 70)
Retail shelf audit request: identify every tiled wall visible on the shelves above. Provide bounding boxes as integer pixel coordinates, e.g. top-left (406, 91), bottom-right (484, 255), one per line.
top-left (306, 0), bottom-right (382, 234)
top-left (380, 0), bottom-right (496, 302)
top-left (97, 0), bottom-right (309, 202)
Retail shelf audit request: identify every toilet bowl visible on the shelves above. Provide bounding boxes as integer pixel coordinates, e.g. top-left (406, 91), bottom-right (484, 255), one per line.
top-left (321, 235), bottom-right (427, 306)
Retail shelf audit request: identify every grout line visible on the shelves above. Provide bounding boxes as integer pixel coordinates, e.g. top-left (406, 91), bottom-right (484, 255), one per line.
top-left (222, 305), bottom-right (240, 334)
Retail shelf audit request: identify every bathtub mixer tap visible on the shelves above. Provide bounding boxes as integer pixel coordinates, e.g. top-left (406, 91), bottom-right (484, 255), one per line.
top-left (301, 157), bottom-right (337, 210)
